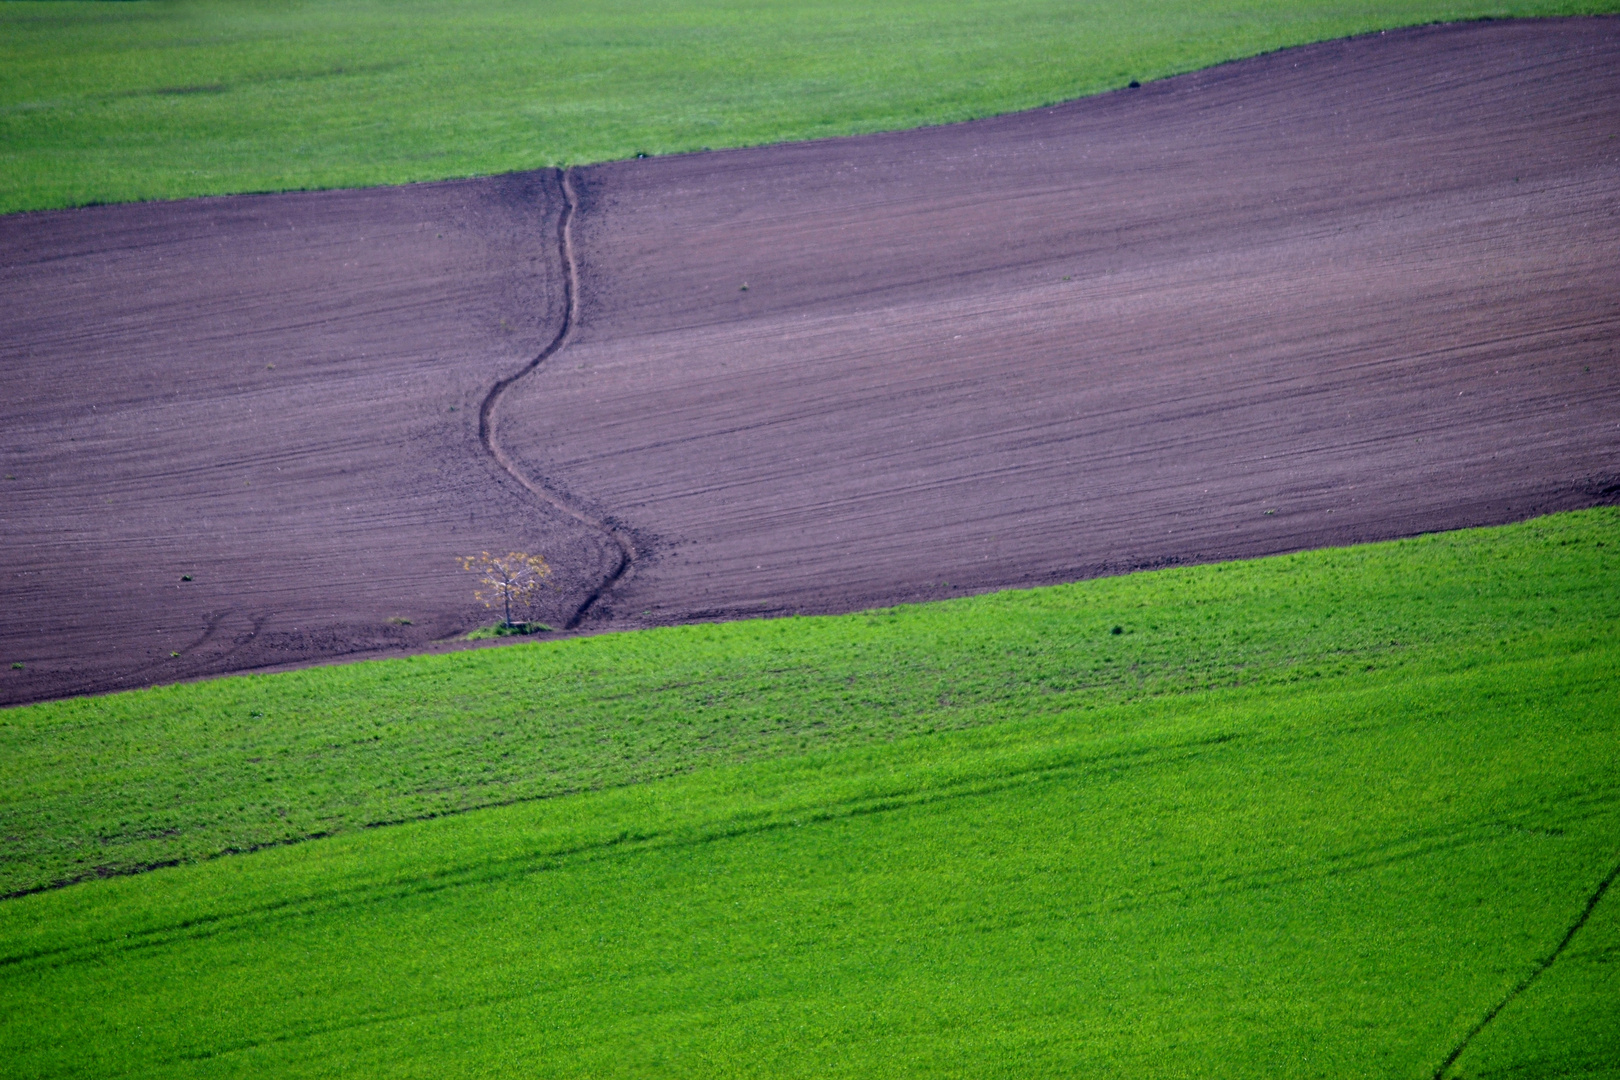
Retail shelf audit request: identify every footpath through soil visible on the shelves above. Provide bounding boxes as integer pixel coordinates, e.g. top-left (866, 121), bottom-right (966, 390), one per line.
top-left (3, 18), bottom-right (1618, 704)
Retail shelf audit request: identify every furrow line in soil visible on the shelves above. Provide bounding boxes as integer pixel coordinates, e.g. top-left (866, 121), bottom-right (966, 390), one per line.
top-left (476, 166), bottom-right (635, 629)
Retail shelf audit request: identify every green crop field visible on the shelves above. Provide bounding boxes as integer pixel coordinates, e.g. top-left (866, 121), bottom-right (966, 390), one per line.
top-left (3, 0), bottom-right (1617, 215)
top-left (2, 510), bottom-right (1616, 1076)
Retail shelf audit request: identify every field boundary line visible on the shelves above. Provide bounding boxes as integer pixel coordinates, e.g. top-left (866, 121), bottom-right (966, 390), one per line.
top-left (1432, 851), bottom-right (1620, 1079)
top-left (477, 166), bottom-right (635, 629)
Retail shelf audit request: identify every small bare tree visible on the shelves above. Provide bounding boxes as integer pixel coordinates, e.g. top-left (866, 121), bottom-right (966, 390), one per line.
top-left (461, 551), bottom-right (552, 628)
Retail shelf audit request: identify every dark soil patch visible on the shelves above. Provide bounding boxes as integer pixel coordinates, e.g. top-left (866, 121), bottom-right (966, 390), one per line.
top-left (505, 16), bottom-right (1620, 626)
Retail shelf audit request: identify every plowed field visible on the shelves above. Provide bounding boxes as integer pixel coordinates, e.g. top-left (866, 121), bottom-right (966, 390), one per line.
top-left (3, 18), bottom-right (1617, 705)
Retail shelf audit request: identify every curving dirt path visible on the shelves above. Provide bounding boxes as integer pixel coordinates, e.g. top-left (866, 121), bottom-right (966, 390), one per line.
top-left (2, 17), bottom-right (1618, 705)
top-left (476, 169), bottom-right (636, 629)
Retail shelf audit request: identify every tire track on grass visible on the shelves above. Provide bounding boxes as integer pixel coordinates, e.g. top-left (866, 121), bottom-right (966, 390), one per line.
top-left (1433, 852), bottom-right (1620, 1079)
top-left (478, 167), bottom-right (635, 629)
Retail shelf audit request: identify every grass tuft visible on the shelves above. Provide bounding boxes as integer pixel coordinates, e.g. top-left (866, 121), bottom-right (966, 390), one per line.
top-left (464, 621), bottom-right (550, 640)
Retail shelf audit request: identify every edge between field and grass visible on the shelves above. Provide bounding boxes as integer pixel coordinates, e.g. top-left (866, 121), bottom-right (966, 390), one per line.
top-left (2, 507), bottom-right (1615, 901)
top-left (4, 2), bottom-right (1619, 214)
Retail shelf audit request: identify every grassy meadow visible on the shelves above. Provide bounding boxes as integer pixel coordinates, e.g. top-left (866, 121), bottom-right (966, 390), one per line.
top-left (1, 510), bottom-right (1617, 1075)
top-left (2, 0), bottom-right (1618, 214)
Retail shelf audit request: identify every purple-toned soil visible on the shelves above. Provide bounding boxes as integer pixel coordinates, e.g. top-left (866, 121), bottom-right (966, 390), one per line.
top-left (0, 175), bottom-right (616, 704)
top-left (3, 18), bottom-right (1617, 705)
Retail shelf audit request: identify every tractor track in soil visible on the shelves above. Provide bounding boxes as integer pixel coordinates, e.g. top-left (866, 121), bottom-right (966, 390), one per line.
top-left (475, 168), bottom-right (635, 630)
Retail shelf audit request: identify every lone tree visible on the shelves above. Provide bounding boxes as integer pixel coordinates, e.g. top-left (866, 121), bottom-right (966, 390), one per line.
top-left (461, 551), bottom-right (552, 628)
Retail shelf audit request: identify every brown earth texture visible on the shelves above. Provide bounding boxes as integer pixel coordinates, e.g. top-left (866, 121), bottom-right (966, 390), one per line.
top-left (2, 17), bottom-right (1618, 706)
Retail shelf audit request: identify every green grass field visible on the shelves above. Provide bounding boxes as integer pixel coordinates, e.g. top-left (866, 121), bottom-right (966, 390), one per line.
top-left (3, 0), bottom-right (1617, 214)
top-left (0, 514), bottom-right (1613, 1075)
top-left (2, 511), bottom-right (1616, 1075)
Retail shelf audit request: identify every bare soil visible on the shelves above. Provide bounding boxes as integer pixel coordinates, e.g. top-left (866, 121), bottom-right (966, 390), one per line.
top-left (0, 174), bottom-right (617, 705)
top-left (3, 18), bottom-right (1617, 705)
top-left (509, 16), bottom-right (1620, 625)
